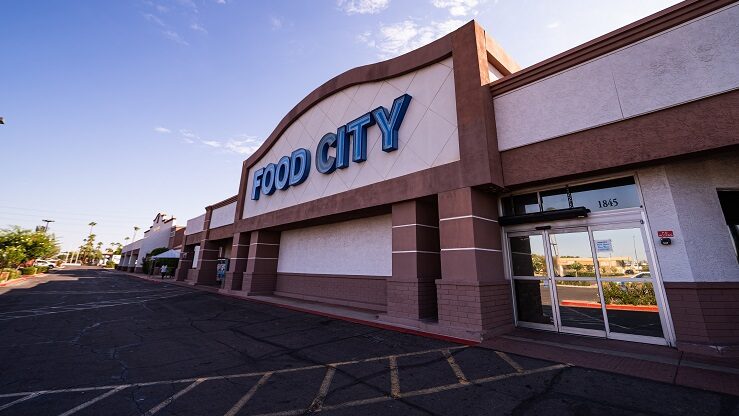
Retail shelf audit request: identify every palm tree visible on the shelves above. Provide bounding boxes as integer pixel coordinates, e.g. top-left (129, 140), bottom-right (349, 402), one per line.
top-left (124, 237), bottom-right (130, 244)
top-left (132, 226), bottom-right (140, 242)
top-left (88, 221), bottom-right (97, 236)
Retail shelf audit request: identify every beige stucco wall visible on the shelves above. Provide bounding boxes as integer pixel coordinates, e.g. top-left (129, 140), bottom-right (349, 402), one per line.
top-left (210, 202), bottom-right (236, 229)
top-left (185, 214), bottom-right (206, 235)
top-left (494, 3), bottom-right (739, 151)
top-left (244, 57), bottom-right (460, 219)
top-left (639, 152), bottom-right (739, 283)
top-left (277, 215), bottom-right (392, 276)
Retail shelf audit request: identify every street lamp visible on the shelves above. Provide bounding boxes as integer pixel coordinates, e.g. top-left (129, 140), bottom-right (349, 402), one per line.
top-left (0, 117), bottom-right (4, 124)
top-left (41, 219), bottom-right (55, 233)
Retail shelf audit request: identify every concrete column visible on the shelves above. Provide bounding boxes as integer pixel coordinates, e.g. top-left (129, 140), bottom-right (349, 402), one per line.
top-left (386, 199), bottom-right (440, 322)
top-left (191, 240), bottom-right (219, 285)
top-left (242, 230), bottom-right (280, 295)
top-left (223, 232), bottom-right (250, 292)
top-left (176, 245), bottom-right (195, 281)
top-left (436, 187), bottom-right (513, 340)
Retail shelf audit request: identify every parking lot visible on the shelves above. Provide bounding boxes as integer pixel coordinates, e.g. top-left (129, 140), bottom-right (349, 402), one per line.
top-left (0, 267), bottom-right (735, 415)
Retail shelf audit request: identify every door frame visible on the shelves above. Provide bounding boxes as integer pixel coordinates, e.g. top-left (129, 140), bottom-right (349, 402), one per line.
top-left (503, 207), bottom-right (676, 346)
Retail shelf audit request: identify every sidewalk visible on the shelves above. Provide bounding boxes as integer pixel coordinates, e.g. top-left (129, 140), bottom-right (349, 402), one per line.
top-left (114, 270), bottom-right (739, 396)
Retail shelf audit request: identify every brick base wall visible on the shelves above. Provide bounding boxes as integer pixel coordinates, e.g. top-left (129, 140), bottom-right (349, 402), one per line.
top-left (386, 279), bottom-right (437, 319)
top-left (436, 281), bottom-right (513, 339)
top-left (274, 273), bottom-right (388, 312)
top-left (665, 282), bottom-right (739, 356)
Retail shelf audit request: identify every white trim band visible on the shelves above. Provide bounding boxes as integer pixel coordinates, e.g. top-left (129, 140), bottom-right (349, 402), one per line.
top-left (441, 248), bottom-right (502, 252)
top-left (440, 215), bottom-right (498, 223)
top-left (392, 250), bottom-right (440, 254)
top-left (392, 224), bottom-right (439, 229)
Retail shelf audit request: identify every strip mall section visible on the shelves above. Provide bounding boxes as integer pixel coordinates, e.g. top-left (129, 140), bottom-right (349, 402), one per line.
top-left (120, 0), bottom-right (739, 356)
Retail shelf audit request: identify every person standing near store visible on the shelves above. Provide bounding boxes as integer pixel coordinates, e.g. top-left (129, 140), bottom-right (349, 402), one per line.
top-left (160, 264), bottom-right (168, 279)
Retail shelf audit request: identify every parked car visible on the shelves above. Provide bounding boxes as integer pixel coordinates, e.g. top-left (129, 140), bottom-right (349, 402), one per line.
top-left (34, 260), bottom-right (56, 269)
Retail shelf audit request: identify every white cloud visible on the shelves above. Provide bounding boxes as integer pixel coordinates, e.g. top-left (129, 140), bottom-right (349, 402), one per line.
top-left (546, 21), bottom-right (561, 29)
top-left (223, 136), bottom-right (263, 156)
top-left (190, 22), bottom-right (208, 33)
top-left (201, 140), bottom-right (221, 148)
top-left (180, 129), bottom-right (200, 141)
top-left (432, 0), bottom-right (480, 16)
top-left (143, 13), bottom-right (166, 27)
top-left (163, 30), bottom-right (189, 45)
top-left (215, 0), bottom-right (226, 4)
top-left (154, 126), bottom-right (171, 134)
top-left (358, 19), bottom-right (464, 58)
top-left (270, 17), bottom-right (283, 30)
top-left (182, 138), bottom-right (195, 144)
top-left (338, 0), bottom-right (390, 15)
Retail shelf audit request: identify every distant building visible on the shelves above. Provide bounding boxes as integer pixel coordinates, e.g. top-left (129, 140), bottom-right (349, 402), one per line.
top-left (118, 213), bottom-right (180, 273)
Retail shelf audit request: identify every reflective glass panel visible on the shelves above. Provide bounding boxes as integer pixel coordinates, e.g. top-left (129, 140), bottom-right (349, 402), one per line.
top-left (541, 188), bottom-right (569, 211)
top-left (592, 228), bottom-right (650, 279)
top-left (570, 177), bottom-right (640, 212)
top-left (509, 235), bottom-right (547, 277)
top-left (514, 279), bottom-right (554, 325)
top-left (549, 232), bottom-right (595, 278)
top-left (502, 193), bottom-right (540, 216)
top-left (554, 280), bottom-right (604, 331)
top-left (602, 281), bottom-right (663, 337)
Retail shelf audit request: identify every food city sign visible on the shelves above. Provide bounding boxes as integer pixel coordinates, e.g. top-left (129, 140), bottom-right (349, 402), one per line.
top-left (250, 94), bottom-right (412, 200)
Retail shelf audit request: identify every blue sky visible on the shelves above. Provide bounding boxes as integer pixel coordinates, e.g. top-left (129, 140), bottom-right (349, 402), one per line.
top-left (0, 0), bottom-right (680, 252)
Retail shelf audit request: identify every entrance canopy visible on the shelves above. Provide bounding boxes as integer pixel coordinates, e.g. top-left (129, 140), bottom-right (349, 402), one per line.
top-left (150, 249), bottom-right (180, 259)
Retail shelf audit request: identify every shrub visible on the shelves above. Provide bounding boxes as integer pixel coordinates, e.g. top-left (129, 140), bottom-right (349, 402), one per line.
top-left (602, 281), bottom-right (657, 306)
top-left (1, 268), bottom-right (21, 281)
top-left (20, 266), bottom-right (37, 275)
top-left (105, 260), bottom-right (116, 268)
top-left (36, 266), bottom-right (49, 273)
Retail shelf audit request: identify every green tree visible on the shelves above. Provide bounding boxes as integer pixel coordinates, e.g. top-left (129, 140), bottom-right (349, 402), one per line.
top-left (0, 227), bottom-right (59, 269)
top-left (570, 261), bottom-right (584, 277)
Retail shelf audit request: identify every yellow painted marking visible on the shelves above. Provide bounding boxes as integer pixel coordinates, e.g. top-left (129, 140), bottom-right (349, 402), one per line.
top-left (442, 349), bottom-right (469, 384)
top-left (496, 351), bottom-right (524, 373)
top-left (308, 366), bottom-right (336, 412)
top-left (224, 372), bottom-right (273, 416)
top-left (389, 356), bottom-right (400, 399)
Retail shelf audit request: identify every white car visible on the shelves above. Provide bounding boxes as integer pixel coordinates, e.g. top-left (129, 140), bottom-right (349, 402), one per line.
top-left (34, 260), bottom-right (57, 269)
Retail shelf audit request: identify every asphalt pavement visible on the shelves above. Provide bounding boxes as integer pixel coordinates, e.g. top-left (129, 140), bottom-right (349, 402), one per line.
top-left (0, 267), bottom-right (736, 415)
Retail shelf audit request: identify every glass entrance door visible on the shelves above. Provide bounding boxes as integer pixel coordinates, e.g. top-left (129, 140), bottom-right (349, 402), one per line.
top-left (508, 223), bottom-right (668, 344)
top-left (549, 229), bottom-right (606, 337)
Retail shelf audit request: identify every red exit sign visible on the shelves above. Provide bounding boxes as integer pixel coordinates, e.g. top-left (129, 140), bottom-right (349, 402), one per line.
top-left (658, 230), bottom-right (674, 238)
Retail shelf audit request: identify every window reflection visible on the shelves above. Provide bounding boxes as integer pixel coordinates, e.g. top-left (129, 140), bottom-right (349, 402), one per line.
top-left (570, 177), bottom-right (640, 213)
top-left (593, 228), bottom-right (650, 279)
top-left (509, 235), bottom-right (547, 277)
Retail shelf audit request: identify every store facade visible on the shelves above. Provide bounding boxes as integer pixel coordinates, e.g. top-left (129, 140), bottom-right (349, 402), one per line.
top-left (179, 0), bottom-right (738, 355)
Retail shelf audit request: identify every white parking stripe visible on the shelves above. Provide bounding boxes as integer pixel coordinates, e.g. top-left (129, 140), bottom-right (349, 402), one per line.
top-left (0, 391), bottom-right (46, 411)
top-left (0, 291), bottom-right (191, 321)
top-left (144, 378), bottom-right (205, 415)
top-left (223, 372), bottom-right (273, 416)
top-left (57, 386), bottom-right (127, 416)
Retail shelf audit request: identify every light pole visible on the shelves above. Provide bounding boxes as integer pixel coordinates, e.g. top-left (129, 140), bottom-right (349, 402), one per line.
top-left (0, 117), bottom-right (4, 124)
top-left (41, 219), bottom-right (55, 233)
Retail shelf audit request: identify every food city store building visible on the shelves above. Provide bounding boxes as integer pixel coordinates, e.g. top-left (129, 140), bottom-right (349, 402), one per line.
top-left (175, 0), bottom-right (739, 355)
